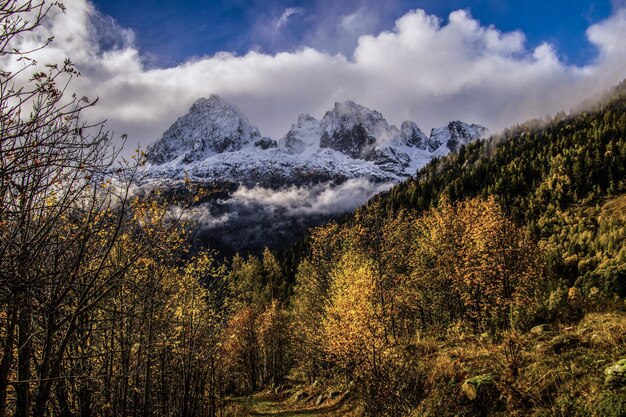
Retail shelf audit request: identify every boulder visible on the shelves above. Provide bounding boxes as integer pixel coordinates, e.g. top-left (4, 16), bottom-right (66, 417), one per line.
top-left (462, 374), bottom-right (498, 401)
top-left (530, 324), bottom-right (552, 335)
top-left (605, 359), bottom-right (626, 387)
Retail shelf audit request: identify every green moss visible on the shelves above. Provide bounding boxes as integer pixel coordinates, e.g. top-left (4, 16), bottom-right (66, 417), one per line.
top-left (596, 390), bottom-right (626, 417)
top-left (605, 359), bottom-right (626, 387)
top-left (462, 374), bottom-right (497, 401)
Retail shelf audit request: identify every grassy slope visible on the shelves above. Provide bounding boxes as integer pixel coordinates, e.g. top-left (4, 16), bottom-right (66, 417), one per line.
top-left (226, 312), bottom-right (626, 417)
top-left (410, 311), bottom-right (626, 417)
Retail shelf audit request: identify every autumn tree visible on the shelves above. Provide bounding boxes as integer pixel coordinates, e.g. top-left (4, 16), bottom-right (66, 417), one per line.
top-left (257, 300), bottom-right (291, 386)
top-left (0, 1), bottom-right (145, 413)
top-left (291, 222), bottom-right (344, 380)
top-left (220, 306), bottom-right (259, 393)
top-left (222, 248), bottom-right (291, 392)
top-left (410, 197), bottom-right (543, 333)
top-left (322, 251), bottom-right (386, 382)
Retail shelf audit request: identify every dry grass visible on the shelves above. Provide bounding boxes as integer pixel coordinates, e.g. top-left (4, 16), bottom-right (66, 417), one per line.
top-left (228, 311), bottom-right (626, 417)
top-left (412, 311), bottom-right (626, 417)
top-left (601, 193), bottom-right (626, 220)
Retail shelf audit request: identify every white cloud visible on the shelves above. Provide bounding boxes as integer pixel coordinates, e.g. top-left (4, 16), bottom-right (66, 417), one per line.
top-left (231, 179), bottom-right (392, 216)
top-left (275, 7), bottom-right (304, 29)
top-left (5, 2), bottom-right (626, 156)
top-left (340, 9), bottom-right (379, 36)
top-left (160, 179), bottom-right (392, 250)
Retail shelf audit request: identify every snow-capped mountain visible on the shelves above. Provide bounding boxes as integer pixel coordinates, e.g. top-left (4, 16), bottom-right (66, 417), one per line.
top-left (143, 96), bottom-right (488, 188)
top-left (429, 121), bottom-right (488, 153)
top-left (318, 100), bottom-right (396, 158)
top-left (141, 96), bottom-right (488, 252)
top-left (146, 95), bottom-right (276, 165)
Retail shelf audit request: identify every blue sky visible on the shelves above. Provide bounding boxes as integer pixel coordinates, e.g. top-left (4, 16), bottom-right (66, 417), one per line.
top-left (93, 0), bottom-right (614, 67)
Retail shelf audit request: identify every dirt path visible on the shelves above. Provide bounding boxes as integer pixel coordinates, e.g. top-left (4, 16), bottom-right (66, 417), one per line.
top-left (248, 395), bottom-right (322, 416)
top-left (228, 391), bottom-right (356, 417)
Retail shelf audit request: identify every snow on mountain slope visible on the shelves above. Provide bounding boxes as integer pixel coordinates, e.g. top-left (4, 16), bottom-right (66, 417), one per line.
top-left (143, 96), bottom-right (488, 188)
top-left (279, 114), bottom-right (323, 156)
top-left (141, 96), bottom-right (488, 252)
top-left (146, 95), bottom-right (266, 164)
top-left (429, 121), bottom-right (489, 153)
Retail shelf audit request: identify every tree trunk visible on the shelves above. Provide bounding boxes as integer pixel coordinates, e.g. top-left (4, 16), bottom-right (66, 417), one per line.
top-left (142, 299), bottom-right (154, 417)
top-left (0, 307), bottom-right (17, 417)
top-left (15, 302), bottom-right (31, 417)
top-left (79, 384), bottom-right (92, 417)
top-left (55, 377), bottom-right (74, 417)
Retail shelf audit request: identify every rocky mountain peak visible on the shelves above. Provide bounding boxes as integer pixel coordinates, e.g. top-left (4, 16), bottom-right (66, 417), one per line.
top-left (191, 94), bottom-right (233, 111)
top-left (319, 101), bottom-right (398, 159)
top-left (144, 95), bottom-right (488, 189)
top-left (146, 95), bottom-right (262, 165)
top-left (279, 114), bottom-right (323, 154)
top-left (330, 100), bottom-right (363, 115)
top-left (297, 113), bottom-right (318, 124)
top-left (429, 121), bottom-right (489, 153)
top-left (400, 121), bottom-right (429, 149)
top-left (323, 101), bottom-right (391, 133)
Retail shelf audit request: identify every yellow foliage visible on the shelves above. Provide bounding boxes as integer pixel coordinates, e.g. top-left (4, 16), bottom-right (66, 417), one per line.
top-left (322, 251), bottom-right (386, 374)
top-left (410, 196), bottom-right (543, 332)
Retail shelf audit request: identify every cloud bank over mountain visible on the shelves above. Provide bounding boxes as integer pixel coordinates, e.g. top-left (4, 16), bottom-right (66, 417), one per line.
top-left (4, 1), bottom-right (626, 155)
top-left (170, 179), bottom-right (392, 252)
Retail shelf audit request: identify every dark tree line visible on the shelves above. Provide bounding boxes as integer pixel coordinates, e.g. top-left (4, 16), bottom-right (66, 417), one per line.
top-left (373, 82), bottom-right (626, 295)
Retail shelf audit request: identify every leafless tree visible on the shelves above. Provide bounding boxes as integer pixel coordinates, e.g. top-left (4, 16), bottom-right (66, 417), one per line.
top-left (1, 4), bottom-right (229, 416)
top-left (0, 2), bottom-right (140, 415)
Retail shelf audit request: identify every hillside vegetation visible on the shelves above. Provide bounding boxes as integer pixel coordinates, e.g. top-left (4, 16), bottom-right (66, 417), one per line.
top-left (2, 3), bottom-right (625, 415)
top-left (376, 82), bottom-right (626, 296)
top-left (216, 83), bottom-right (626, 416)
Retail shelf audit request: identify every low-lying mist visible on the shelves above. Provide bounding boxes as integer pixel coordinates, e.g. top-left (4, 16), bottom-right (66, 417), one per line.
top-left (178, 178), bottom-right (393, 254)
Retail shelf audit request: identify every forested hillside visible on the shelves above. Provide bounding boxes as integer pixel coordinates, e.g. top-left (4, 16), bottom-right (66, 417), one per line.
top-left (374, 82), bottom-right (626, 296)
top-left (220, 82), bottom-right (626, 417)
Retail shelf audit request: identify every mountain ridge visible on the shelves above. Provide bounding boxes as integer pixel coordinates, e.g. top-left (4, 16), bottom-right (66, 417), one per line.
top-left (140, 96), bottom-right (488, 252)
top-left (143, 95), bottom-right (488, 188)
